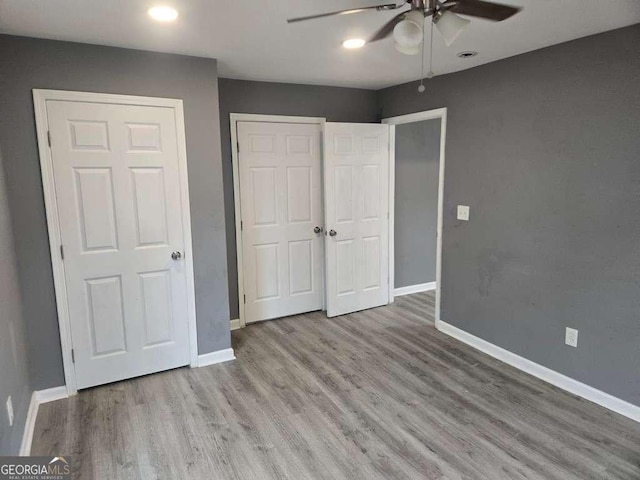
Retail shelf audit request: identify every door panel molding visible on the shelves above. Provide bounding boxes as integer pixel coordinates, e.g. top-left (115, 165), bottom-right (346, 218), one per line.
top-left (33, 89), bottom-right (198, 395)
top-left (230, 114), bottom-right (326, 328)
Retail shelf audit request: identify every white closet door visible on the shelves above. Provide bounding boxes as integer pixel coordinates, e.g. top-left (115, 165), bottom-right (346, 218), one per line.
top-left (238, 121), bottom-right (323, 323)
top-left (47, 100), bottom-right (191, 389)
top-left (324, 123), bottom-right (390, 317)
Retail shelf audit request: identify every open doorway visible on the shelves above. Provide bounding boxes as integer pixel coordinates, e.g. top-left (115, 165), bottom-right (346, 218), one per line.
top-left (383, 109), bottom-right (446, 326)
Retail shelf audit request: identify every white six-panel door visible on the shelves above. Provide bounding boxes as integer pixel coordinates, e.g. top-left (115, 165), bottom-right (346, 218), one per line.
top-left (237, 121), bottom-right (324, 323)
top-left (47, 100), bottom-right (192, 389)
top-left (324, 123), bottom-right (390, 317)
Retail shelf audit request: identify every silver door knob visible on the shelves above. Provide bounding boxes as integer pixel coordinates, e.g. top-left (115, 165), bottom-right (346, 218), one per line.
top-left (329, 229), bottom-right (337, 237)
top-left (171, 251), bottom-right (182, 260)
top-left (314, 226), bottom-right (323, 234)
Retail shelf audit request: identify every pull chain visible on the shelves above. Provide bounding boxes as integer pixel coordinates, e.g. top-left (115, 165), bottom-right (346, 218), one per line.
top-left (418, 17), bottom-right (427, 93)
top-left (418, 17), bottom-right (434, 93)
top-left (427, 17), bottom-right (434, 79)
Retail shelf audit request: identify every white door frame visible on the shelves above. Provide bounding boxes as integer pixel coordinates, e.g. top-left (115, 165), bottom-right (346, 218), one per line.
top-left (230, 113), bottom-right (326, 328)
top-left (33, 89), bottom-right (199, 395)
top-left (382, 108), bottom-right (447, 327)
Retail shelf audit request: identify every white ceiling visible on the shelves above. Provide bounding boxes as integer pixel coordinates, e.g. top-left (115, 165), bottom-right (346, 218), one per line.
top-left (1, 0), bottom-right (639, 89)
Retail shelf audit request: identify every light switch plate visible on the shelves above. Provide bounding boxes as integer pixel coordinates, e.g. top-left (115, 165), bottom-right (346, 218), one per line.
top-left (457, 205), bottom-right (470, 221)
top-left (565, 327), bottom-right (578, 348)
top-left (6, 396), bottom-right (13, 427)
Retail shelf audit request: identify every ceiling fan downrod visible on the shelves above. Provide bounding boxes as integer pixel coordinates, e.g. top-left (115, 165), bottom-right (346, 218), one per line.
top-left (417, 0), bottom-right (439, 17)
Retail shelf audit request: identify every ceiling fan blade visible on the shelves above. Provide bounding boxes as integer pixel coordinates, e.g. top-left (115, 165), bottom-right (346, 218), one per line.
top-left (287, 3), bottom-right (400, 23)
top-left (368, 11), bottom-right (408, 42)
top-left (448, 0), bottom-right (521, 21)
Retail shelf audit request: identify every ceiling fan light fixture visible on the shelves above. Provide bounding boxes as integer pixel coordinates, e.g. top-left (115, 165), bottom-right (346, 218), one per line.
top-left (434, 10), bottom-right (470, 46)
top-left (394, 42), bottom-right (420, 56)
top-left (342, 38), bottom-right (366, 49)
top-left (393, 10), bottom-right (424, 47)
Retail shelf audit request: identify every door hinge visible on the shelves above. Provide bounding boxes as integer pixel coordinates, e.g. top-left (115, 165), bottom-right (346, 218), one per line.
top-left (47, 131), bottom-right (51, 147)
top-left (244, 294), bottom-right (246, 304)
top-left (237, 141), bottom-right (240, 153)
top-left (71, 349), bottom-right (75, 363)
top-left (240, 220), bottom-right (243, 231)
top-left (60, 244), bottom-right (65, 260)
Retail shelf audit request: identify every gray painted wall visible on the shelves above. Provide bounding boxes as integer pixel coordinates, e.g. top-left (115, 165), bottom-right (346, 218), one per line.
top-left (0, 147), bottom-right (32, 455)
top-left (0, 35), bottom-right (230, 390)
top-left (218, 78), bottom-right (379, 319)
top-left (378, 24), bottom-right (640, 406)
top-left (2, 22), bottom-right (638, 411)
top-left (394, 119), bottom-right (440, 288)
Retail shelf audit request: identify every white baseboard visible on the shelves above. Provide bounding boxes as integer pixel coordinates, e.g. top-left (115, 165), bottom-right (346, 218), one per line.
top-left (35, 386), bottom-right (68, 404)
top-left (197, 348), bottom-right (236, 368)
top-left (437, 321), bottom-right (640, 424)
top-left (394, 282), bottom-right (436, 297)
top-left (230, 318), bottom-right (241, 331)
top-left (20, 386), bottom-right (69, 456)
top-left (19, 393), bottom-right (38, 456)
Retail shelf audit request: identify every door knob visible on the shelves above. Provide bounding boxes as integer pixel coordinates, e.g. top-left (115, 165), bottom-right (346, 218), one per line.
top-left (314, 226), bottom-right (323, 234)
top-left (329, 229), bottom-right (337, 237)
top-left (171, 251), bottom-right (182, 260)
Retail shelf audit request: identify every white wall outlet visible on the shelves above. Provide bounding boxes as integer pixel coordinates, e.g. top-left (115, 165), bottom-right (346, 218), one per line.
top-left (6, 396), bottom-right (14, 427)
top-left (457, 205), bottom-right (470, 221)
top-left (565, 327), bottom-right (579, 348)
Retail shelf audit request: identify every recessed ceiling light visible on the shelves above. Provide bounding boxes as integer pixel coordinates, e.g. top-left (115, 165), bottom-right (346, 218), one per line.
top-left (457, 51), bottom-right (478, 58)
top-left (342, 38), bottom-right (366, 49)
top-left (148, 6), bottom-right (178, 22)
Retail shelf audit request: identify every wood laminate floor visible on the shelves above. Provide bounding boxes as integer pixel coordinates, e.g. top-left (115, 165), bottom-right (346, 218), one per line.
top-left (33, 292), bottom-right (640, 479)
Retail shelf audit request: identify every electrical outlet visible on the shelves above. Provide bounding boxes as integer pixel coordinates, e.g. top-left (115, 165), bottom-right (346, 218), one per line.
top-left (6, 396), bottom-right (14, 427)
top-left (457, 205), bottom-right (470, 221)
top-left (565, 327), bottom-right (578, 348)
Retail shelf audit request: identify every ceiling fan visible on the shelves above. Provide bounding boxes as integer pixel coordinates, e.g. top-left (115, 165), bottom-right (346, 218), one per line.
top-left (287, 0), bottom-right (521, 54)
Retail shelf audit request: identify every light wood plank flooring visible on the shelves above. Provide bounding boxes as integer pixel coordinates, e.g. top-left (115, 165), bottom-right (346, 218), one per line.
top-left (32, 292), bottom-right (640, 479)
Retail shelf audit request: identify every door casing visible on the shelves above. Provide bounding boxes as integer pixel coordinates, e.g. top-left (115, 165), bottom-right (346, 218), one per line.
top-left (382, 108), bottom-right (447, 327)
top-left (33, 89), bottom-right (199, 395)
